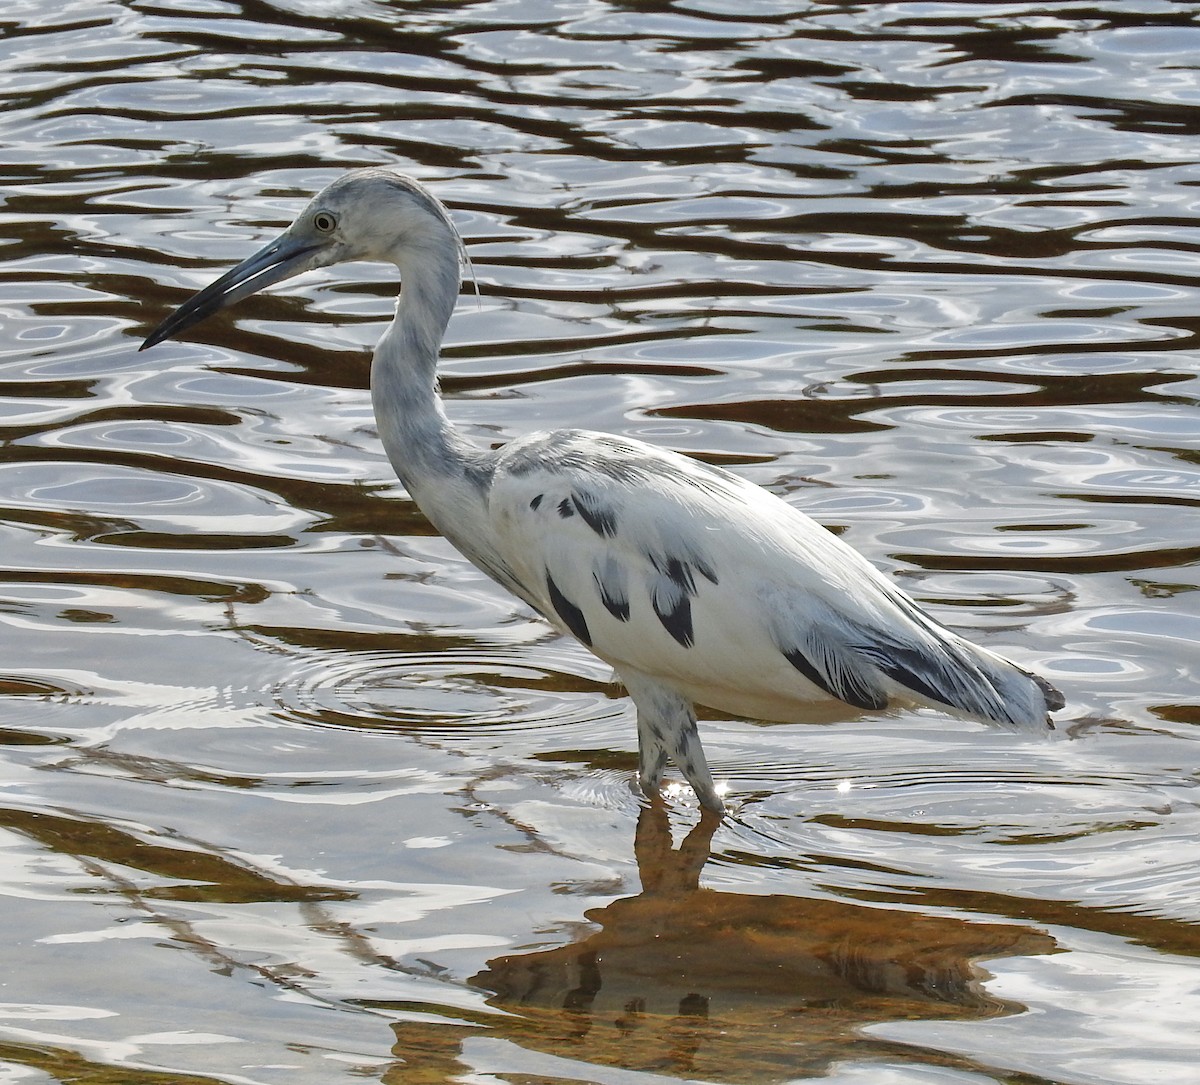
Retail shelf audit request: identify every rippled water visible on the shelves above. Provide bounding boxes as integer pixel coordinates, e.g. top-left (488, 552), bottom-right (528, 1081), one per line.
top-left (2, 2), bottom-right (1199, 1083)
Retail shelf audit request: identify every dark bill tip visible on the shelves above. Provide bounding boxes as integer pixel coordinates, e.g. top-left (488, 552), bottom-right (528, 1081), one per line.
top-left (140, 290), bottom-right (230, 351)
top-left (140, 236), bottom-right (322, 351)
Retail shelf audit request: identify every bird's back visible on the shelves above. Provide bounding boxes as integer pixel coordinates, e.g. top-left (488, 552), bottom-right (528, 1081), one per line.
top-left (481, 430), bottom-right (1061, 731)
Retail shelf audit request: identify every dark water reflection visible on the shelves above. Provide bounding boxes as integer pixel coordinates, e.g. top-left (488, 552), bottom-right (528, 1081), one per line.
top-left (468, 803), bottom-right (1058, 1082)
top-left (2, 2), bottom-right (1199, 1084)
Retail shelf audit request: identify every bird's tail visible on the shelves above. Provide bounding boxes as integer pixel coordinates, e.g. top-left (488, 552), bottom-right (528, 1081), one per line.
top-left (776, 596), bottom-right (1063, 731)
top-left (872, 619), bottom-right (1063, 732)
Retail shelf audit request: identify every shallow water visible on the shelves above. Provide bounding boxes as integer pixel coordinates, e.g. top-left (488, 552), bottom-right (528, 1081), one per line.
top-left (2, 2), bottom-right (1199, 1083)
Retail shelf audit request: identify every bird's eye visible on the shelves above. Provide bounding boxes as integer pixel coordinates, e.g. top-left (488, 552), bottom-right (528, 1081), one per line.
top-left (313, 211), bottom-right (337, 232)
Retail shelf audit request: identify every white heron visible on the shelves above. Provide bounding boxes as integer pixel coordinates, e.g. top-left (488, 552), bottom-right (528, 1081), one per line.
top-left (141, 168), bottom-right (1064, 813)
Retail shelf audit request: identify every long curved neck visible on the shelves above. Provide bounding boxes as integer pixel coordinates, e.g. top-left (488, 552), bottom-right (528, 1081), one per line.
top-left (370, 235), bottom-right (485, 508)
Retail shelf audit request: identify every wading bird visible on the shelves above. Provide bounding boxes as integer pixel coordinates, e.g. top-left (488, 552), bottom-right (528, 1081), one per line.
top-left (142, 168), bottom-right (1063, 813)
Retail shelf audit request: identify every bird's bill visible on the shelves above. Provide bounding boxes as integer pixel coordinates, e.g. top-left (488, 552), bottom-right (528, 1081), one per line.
top-left (140, 233), bottom-right (322, 351)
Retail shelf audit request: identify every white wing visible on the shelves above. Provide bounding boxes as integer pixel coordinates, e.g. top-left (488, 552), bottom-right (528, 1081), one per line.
top-left (481, 430), bottom-right (1058, 730)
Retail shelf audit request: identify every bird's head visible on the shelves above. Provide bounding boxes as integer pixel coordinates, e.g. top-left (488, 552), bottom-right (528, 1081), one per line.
top-left (141, 168), bottom-right (462, 351)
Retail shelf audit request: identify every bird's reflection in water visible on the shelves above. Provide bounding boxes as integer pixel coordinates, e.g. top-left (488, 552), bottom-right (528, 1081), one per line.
top-left (461, 802), bottom-right (1057, 1080)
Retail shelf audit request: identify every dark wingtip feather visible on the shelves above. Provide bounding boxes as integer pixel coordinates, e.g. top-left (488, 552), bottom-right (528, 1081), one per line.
top-left (782, 646), bottom-right (888, 712)
top-left (1032, 672), bottom-right (1065, 716)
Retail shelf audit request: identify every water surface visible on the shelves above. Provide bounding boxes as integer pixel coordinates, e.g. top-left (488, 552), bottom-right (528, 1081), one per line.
top-left (1, 2), bottom-right (1198, 1084)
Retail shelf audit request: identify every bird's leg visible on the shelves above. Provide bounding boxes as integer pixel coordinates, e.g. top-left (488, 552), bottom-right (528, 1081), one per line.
top-left (671, 711), bottom-right (723, 814)
top-left (619, 670), bottom-right (724, 814)
top-left (637, 718), bottom-right (670, 798)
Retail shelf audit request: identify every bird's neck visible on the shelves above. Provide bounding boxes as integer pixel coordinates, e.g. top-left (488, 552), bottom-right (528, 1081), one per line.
top-left (370, 245), bottom-right (488, 514)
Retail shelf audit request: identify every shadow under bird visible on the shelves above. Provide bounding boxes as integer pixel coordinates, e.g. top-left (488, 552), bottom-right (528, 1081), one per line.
top-left (141, 168), bottom-right (1064, 813)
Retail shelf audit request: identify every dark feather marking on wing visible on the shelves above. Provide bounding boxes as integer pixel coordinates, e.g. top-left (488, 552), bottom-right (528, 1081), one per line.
top-left (556, 497), bottom-right (574, 519)
top-left (862, 587), bottom-right (1055, 716)
top-left (649, 576), bottom-right (694, 648)
top-left (600, 590), bottom-right (631, 622)
top-left (593, 555), bottom-right (631, 622)
top-left (852, 626), bottom-right (1003, 718)
top-left (546, 571), bottom-right (591, 646)
top-left (853, 627), bottom-right (1054, 727)
top-left (572, 490), bottom-right (618, 538)
top-left (596, 576), bottom-right (630, 621)
top-left (870, 647), bottom-right (956, 708)
top-left (886, 586), bottom-right (1062, 719)
top-left (642, 548), bottom-right (722, 648)
top-left (529, 493), bottom-right (543, 510)
top-left (647, 543), bottom-right (719, 591)
top-left (663, 556), bottom-right (695, 593)
top-left (782, 647), bottom-right (887, 711)
top-left (653, 592), bottom-right (694, 648)
top-left (647, 553), bottom-right (699, 593)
